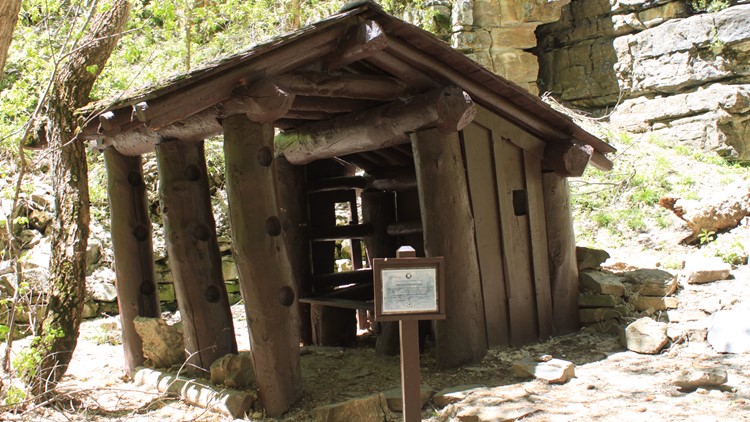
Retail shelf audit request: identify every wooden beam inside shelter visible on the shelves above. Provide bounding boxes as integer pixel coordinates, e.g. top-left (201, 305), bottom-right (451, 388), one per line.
top-left (411, 128), bottom-right (488, 369)
top-left (276, 86), bottom-right (476, 165)
top-left (275, 71), bottom-right (406, 101)
top-left (104, 149), bottom-right (160, 375)
top-left (156, 139), bottom-right (237, 374)
top-left (222, 115), bottom-right (303, 417)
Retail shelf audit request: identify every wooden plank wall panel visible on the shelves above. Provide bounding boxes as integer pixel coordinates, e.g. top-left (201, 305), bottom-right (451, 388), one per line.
top-left (461, 122), bottom-right (509, 348)
top-left (493, 135), bottom-right (539, 346)
top-left (524, 152), bottom-right (554, 339)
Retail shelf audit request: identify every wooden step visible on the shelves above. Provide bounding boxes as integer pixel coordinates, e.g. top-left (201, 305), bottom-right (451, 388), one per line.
top-left (307, 176), bottom-right (367, 193)
top-left (311, 269), bottom-right (373, 292)
top-left (386, 220), bottom-right (422, 236)
top-left (310, 224), bottom-right (373, 241)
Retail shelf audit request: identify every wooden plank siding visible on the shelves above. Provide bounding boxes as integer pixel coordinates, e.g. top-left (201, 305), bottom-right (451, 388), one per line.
top-left (462, 108), bottom-right (554, 347)
top-left (461, 123), bottom-right (509, 348)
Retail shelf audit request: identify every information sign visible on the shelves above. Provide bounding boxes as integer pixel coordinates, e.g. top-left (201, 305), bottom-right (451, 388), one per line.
top-left (373, 253), bottom-right (444, 322)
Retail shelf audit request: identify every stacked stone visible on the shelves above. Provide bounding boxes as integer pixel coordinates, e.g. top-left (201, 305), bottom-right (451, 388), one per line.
top-left (577, 247), bottom-right (680, 332)
top-left (537, 1), bottom-right (750, 160)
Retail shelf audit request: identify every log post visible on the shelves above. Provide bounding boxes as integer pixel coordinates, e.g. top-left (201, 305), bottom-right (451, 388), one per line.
top-left (155, 139), bottom-right (237, 375)
top-left (222, 115), bottom-right (303, 417)
top-left (542, 140), bottom-right (593, 178)
top-left (542, 172), bottom-right (579, 333)
top-left (104, 148), bottom-right (161, 375)
top-left (411, 128), bottom-right (487, 368)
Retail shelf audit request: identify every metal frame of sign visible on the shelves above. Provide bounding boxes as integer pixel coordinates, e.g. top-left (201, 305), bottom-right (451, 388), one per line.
top-left (373, 256), bottom-right (445, 321)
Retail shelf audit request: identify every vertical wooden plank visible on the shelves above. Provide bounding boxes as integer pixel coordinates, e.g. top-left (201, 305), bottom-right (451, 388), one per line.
top-left (461, 123), bottom-right (509, 348)
top-left (104, 149), bottom-right (161, 375)
top-left (156, 139), bottom-right (237, 374)
top-left (274, 157), bottom-right (313, 345)
top-left (412, 128), bottom-right (487, 368)
top-left (542, 172), bottom-right (580, 333)
top-left (524, 152), bottom-right (554, 339)
top-left (493, 136), bottom-right (539, 346)
top-left (223, 115), bottom-right (302, 417)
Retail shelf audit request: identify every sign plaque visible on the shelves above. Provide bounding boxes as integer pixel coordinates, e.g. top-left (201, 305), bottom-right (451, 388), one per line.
top-left (373, 251), bottom-right (445, 322)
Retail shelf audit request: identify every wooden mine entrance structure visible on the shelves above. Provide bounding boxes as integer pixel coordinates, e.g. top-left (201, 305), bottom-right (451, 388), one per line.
top-left (79, 1), bottom-right (614, 416)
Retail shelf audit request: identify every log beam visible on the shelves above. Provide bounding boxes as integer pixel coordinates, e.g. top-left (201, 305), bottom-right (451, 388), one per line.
top-left (542, 140), bottom-right (593, 178)
top-left (223, 115), bottom-right (302, 417)
top-left (322, 20), bottom-right (387, 70)
top-left (156, 139), bottom-right (237, 374)
top-left (276, 86), bottom-right (476, 165)
top-left (104, 149), bottom-right (161, 375)
top-left (220, 78), bottom-right (295, 123)
top-left (291, 96), bottom-right (381, 113)
top-left (276, 71), bottom-right (406, 101)
top-left (412, 128), bottom-right (487, 368)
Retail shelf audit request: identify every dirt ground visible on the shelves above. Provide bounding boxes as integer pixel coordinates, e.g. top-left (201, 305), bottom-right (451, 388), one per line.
top-left (3, 256), bottom-right (750, 421)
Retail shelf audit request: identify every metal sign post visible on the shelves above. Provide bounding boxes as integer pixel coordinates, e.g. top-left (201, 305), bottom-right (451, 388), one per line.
top-left (374, 246), bottom-right (445, 422)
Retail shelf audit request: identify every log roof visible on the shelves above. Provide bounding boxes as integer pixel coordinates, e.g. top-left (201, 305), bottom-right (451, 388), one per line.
top-left (79, 0), bottom-right (615, 169)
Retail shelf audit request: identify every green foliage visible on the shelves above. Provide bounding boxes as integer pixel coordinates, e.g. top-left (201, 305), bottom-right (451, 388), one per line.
top-left (715, 241), bottom-right (747, 266)
top-left (691, 0), bottom-right (730, 12)
top-left (698, 229), bottom-right (716, 245)
top-left (3, 385), bottom-right (26, 407)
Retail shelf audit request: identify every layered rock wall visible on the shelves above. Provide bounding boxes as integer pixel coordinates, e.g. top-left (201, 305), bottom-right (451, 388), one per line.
top-left (536, 1), bottom-right (750, 159)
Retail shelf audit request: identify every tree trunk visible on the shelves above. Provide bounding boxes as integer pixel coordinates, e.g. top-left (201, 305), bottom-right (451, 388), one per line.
top-left (0, 0), bottom-right (22, 79)
top-left (24, 0), bottom-right (131, 396)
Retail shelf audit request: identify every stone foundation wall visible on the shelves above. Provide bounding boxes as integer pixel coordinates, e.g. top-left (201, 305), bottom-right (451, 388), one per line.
top-left (536, 0), bottom-right (750, 159)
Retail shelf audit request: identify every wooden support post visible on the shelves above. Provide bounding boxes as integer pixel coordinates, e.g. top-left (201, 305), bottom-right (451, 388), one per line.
top-left (223, 115), bottom-right (303, 417)
top-left (276, 86), bottom-right (476, 165)
top-left (411, 128), bottom-right (487, 368)
top-left (104, 149), bottom-right (161, 375)
top-left (400, 319), bottom-right (421, 422)
top-left (542, 172), bottom-right (580, 333)
top-left (362, 191), bottom-right (399, 355)
top-left (155, 139), bottom-right (237, 375)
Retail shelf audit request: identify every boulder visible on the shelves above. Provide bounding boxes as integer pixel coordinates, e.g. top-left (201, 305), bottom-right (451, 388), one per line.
top-left (86, 267), bottom-right (118, 302)
top-left (621, 269), bottom-right (677, 296)
top-left (310, 393), bottom-right (390, 422)
top-left (579, 306), bottom-right (630, 323)
top-left (673, 367), bottom-right (728, 391)
top-left (433, 385), bottom-right (485, 408)
top-left (683, 257), bottom-right (732, 284)
top-left (455, 403), bottom-right (538, 422)
top-left (579, 270), bottom-right (626, 296)
top-left (628, 296), bottom-right (679, 311)
top-left (512, 358), bottom-right (576, 384)
top-left (210, 352), bottom-right (254, 388)
top-left (579, 293), bottom-right (625, 308)
top-left (133, 317), bottom-right (185, 368)
top-left (707, 309), bottom-right (750, 353)
top-left (576, 247), bottom-right (611, 270)
top-left (382, 384), bottom-right (434, 412)
top-left (623, 317), bottom-right (669, 354)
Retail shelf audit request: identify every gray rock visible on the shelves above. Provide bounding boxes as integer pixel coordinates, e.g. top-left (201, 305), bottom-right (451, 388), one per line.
top-left (624, 317), bottom-right (669, 354)
top-left (210, 352), bottom-right (254, 388)
top-left (433, 385), bottom-right (485, 408)
top-left (580, 270), bottom-right (626, 296)
top-left (576, 246), bottom-right (611, 270)
top-left (621, 269), bottom-right (677, 296)
top-left (133, 317), bottom-right (185, 368)
top-left (512, 357), bottom-right (576, 384)
top-left (382, 384), bottom-right (433, 412)
top-left (86, 268), bottom-right (117, 302)
top-left (673, 367), bottom-right (728, 390)
top-left (311, 393), bottom-right (390, 422)
top-left (455, 403), bottom-right (538, 422)
top-left (683, 257), bottom-right (732, 284)
top-left (708, 310), bottom-right (750, 353)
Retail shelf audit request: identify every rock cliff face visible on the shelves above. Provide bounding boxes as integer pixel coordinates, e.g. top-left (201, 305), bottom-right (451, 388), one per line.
top-left (449, 0), bottom-right (571, 93)
top-left (536, 1), bottom-right (750, 159)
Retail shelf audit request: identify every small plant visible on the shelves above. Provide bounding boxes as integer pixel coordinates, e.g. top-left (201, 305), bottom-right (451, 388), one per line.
top-left (3, 385), bottom-right (26, 407)
top-left (715, 241), bottom-right (748, 266)
top-left (698, 229), bottom-right (716, 245)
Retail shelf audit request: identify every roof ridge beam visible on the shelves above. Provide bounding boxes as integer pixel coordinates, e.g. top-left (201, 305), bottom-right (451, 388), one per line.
top-left (322, 20), bottom-right (387, 71)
